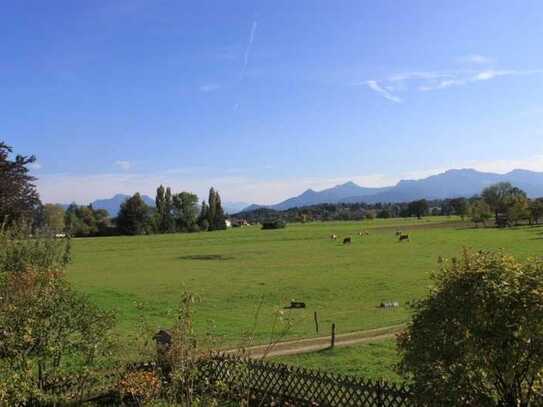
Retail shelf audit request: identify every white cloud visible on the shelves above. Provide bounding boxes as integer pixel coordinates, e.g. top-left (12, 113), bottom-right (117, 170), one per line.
top-left (28, 162), bottom-right (42, 170)
top-left (462, 155), bottom-right (543, 174)
top-left (459, 54), bottom-right (493, 65)
top-left (199, 83), bottom-right (221, 93)
top-left (361, 57), bottom-right (543, 100)
top-left (366, 80), bottom-right (402, 103)
top-left (114, 160), bottom-right (131, 171)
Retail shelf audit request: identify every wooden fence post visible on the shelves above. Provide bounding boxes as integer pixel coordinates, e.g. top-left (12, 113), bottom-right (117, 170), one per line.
top-left (331, 323), bottom-right (336, 348)
top-left (314, 311), bottom-right (319, 335)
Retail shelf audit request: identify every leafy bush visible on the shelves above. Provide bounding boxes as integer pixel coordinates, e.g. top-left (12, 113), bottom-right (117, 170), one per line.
top-left (118, 370), bottom-right (161, 404)
top-left (398, 250), bottom-right (543, 406)
top-left (261, 219), bottom-right (287, 230)
top-left (0, 227), bottom-right (115, 405)
top-left (0, 225), bottom-right (71, 274)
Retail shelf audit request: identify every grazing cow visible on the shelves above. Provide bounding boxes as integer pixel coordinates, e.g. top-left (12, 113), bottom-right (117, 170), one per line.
top-left (395, 231), bottom-right (402, 236)
top-left (343, 237), bottom-right (352, 244)
top-left (398, 234), bottom-right (409, 242)
top-left (358, 231), bottom-right (369, 236)
top-left (330, 234), bottom-right (337, 240)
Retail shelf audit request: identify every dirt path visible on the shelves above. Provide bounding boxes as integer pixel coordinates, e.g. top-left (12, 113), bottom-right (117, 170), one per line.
top-left (224, 324), bottom-right (405, 359)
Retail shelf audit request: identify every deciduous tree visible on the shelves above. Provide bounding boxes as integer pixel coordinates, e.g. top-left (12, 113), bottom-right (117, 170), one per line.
top-left (469, 199), bottom-right (492, 227)
top-left (206, 188), bottom-right (226, 231)
top-left (0, 228), bottom-right (114, 405)
top-left (407, 199), bottom-right (429, 219)
top-left (449, 197), bottom-right (469, 220)
top-left (0, 142), bottom-right (41, 226)
top-left (482, 182), bottom-right (528, 226)
top-left (398, 250), bottom-right (543, 406)
top-left (43, 204), bottom-right (65, 233)
top-left (116, 193), bottom-right (151, 235)
top-left (172, 192), bottom-right (199, 232)
top-left (529, 198), bottom-right (543, 225)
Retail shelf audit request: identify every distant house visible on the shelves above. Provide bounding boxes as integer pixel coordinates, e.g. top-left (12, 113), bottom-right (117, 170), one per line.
top-left (231, 219), bottom-right (249, 228)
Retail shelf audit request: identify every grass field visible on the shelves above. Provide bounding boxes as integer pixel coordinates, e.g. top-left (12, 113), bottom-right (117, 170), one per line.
top-left (275, 339), bottom-right (402, 382)
top-left (67, 217), bottom-right (543, 352)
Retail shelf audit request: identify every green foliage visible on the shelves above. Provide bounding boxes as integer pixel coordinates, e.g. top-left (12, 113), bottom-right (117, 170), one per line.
top-left (65, 203), bottom-right (112, 237)
top-left (0, 229), bottom-right (115, 405)
top-left (365, 209), bottom-right (377, 220)
top-left (197, 201), bottom-right (209, 231)
top-left (42, 203), bottom-right (65, 233)
top-left (116, 193), bottom-right (152, 235)
top-left (172, 191), bottom-right (199, 232)
top-left (261, 219), bottom-right (287, 229)
top-left (482, 182), bottom-right (528, 226)
top-left (449, 197), bottom-right (469, 220)
top-left (155, 185), bottom-right (176, 234)
top-left (529, 198), bottom-right (543, 224)
top-left (0, 226), bottom-right (71, 274)
top-left (469, 199), bottom-right (493, 227)
top-left (407, 199), bottom-right (429, 219)
top-left (207, 188), bottom-right (226, 231)
top-left (0, 142), bottom-right (41, 227)
top-left (398, 250), bottom-right (543, 406)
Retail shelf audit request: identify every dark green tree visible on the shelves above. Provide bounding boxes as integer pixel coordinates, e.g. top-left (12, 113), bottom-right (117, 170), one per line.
top-left (0, 142), bottom-right (41, 226)
top-left (407, 199), bottom-right (429, 219)
top-left (449, 197), bottom-right (469, 220)
top-left (172, 192), bottom-right (199, 232)
top-left (207, 187), bottom-right (217, 227)
top-left (207, 188), bottom-right (226, 231)
top-left (529, 198), bottom-right (543, 225)
top-left (116, 193), bottom-right (150, 235)
top-left (155, 185), bottom-right (175, 233)
top-left (197, 201), bottom-right (209, 231)
top-left (155, 185), bottom-right (166, 231)
top-left (64, 204), bottom-right (112, 237)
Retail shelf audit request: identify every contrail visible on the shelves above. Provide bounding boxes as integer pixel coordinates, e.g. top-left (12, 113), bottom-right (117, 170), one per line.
top-left (241, 21), bottom-right (257, 80)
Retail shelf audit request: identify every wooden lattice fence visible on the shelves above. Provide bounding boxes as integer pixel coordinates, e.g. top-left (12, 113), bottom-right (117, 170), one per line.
top-left (37, 356), bottom-right (412, 406)
top-left (202, 354), bottom-right (413, 406)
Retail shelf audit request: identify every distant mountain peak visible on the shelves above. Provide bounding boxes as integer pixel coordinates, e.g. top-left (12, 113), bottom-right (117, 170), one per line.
top-left (242, 168), bottom-right (543, 211)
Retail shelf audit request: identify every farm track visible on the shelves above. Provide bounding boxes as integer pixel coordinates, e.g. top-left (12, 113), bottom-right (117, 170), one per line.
top-left (225, 324), bottom-right (405, 359)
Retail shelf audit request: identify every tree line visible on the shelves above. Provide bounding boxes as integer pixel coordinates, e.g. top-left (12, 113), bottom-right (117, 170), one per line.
top-left (3, 140), bottom-right (543, 233)
top-left (0, 142), bottom-right (227, 237)
top-left (45, 187), bottom-right (227, 237)
top-left (114, 186), bottom-right (226, 236)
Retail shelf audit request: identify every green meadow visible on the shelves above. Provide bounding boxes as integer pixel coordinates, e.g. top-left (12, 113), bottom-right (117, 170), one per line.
top-left (275, 339), bottom-right (402, 382)
top-left (67, 217), bottom-right (543, 351)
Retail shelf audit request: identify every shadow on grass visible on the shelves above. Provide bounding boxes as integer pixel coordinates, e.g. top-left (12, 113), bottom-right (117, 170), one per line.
top-left (178, 254), bottom-right (235, 261)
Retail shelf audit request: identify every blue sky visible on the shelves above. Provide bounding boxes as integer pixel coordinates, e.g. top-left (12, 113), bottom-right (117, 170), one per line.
top-left (4, 0), bottom-right (543, 204)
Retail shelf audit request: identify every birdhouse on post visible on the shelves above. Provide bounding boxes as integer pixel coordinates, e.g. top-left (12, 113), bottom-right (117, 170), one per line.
top-left (153, 329), bottom-right (172, 373)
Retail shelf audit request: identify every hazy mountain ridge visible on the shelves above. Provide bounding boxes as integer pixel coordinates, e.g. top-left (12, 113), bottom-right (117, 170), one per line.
top-left (91, 194), bottom-right (155, 216)
top-left (242, 169), bottom-right (543, 212)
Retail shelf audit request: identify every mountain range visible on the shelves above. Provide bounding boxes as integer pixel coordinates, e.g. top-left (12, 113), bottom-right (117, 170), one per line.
top-left (241, 169), bottom-right (543, 212)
